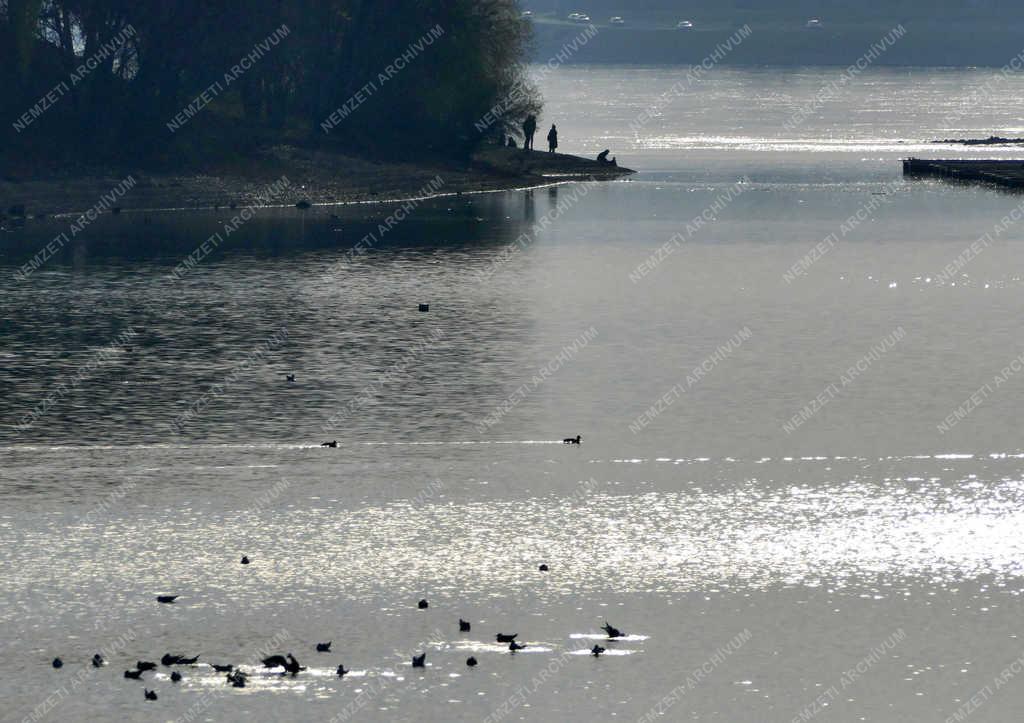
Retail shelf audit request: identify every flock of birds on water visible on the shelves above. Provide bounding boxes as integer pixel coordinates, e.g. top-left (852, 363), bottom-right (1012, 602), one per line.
top-left (48, 493), bottom-right (637, 703)
top-left (46, 393), bottom-right (591, 702)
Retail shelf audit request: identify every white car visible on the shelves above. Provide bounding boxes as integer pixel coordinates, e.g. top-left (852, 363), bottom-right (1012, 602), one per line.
top-left (676, 20), bottom-right (694, 29)
top-left (610, 16), bottom-right (625, 25)
top-left (522, 10), bottom-right (532, 17)
top-left (806, 18), bottom-right (822, 28)
top-left (568, 12), bottom-right (583, 21)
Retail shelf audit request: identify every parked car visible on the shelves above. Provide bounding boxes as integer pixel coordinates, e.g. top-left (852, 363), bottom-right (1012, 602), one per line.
top-left (609, 16), bottom-right (625, 25)
top-left (676, 20), bottom-right (694, 29)
top-left (806, 18), bottom-right (822, 28)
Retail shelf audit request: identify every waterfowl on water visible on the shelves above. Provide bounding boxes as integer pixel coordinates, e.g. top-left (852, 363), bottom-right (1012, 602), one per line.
top-left (52, 658), bottom-right (63, 669)
top-left (316, 642), bottom-right (331, 652)
top-left (602, 622), bottom-right (625, 638)
top-left (466, 656), bottom-right (478, 667)
top-left (321, 440), bottom-right (337, 448)
top-left (91, 654), bottom-right (104, 668)
top-left (496, 633), bottom-right (517, 643)
top-left (336, 664), bottom-right (349, 677)
top-left (211, 663), bottom-right (233, 672)
top-left (137, 661), bottom-right (157, 671)
top-left (156, 595), bottom-right (178, 604)
top-left (241, 555), bottom-right (250, 565)
top-left (411, 653), bottom-right (426, 668)
top-left (538, 564), bottom-right (549, 571)
top-left (591, 645), bottom-right (606, 656)
top-left (508, 641), bottom-right (527, 652)
top-left (459, 618), bottom-right (471, 632)
top-left (124, 669), bottom-right (144, 679)
top-left (563, 435), bottom-right (581, 444)
top-left (283, 654), bottom-right (304, 676)
top-left (144, 689), bottom-right (157, 700)
top-left (227, 670), bottom-right (248, 687)
top-left (418, 599), bottom-right (429, 609)
top-left (171, 671), bottom-right (182, 682)
top-left (286, 374), bottom-right (295, 382)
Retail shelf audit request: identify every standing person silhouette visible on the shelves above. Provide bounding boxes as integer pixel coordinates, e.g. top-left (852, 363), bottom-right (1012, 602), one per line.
top-left (522, 114), bottom-right (537, 150)
top-left (547, 124), bottom-right (558, 153)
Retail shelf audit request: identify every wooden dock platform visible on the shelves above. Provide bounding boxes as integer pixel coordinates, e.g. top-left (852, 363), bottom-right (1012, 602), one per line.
top-left (903, 158), bottom-right (1024, 189)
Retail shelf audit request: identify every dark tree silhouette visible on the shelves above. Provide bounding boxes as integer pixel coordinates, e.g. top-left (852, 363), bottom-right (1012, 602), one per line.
top-left (0, 0), bottom-right (540, 166)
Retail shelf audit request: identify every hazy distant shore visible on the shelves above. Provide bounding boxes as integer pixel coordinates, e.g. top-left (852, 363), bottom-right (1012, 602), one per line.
top-left (0, 145), bottom-right (632, 222)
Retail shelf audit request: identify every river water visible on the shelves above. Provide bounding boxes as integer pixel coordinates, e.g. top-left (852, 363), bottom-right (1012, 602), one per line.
top-left (4, 65), bottom-right (1024, 722)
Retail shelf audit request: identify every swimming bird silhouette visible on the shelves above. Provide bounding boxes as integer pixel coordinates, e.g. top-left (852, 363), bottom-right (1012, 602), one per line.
top-left (591, 644), bottom-right (606, 657)
top-left (496, 633), bottom-right (517, 643)
top-left (283, 654), bottom-right (305, 676)
top-left (227, 670), bottom-right (248, 687)
top-left (508, 641), bottom-right (527, 652)
top-left (538, 564), bottom-right (549, 571)
top-left (418, 599), bottom-right (429, 609)
top-left (321, 440), bottom-right (337, 448)
top-left (241, 555), bottom-right (250, 565)
top-left (601, 622), bottom-right (625, 638)
top-left (124, 669), bottom-right (144, 679)
top-left (316, 642), bottom-right (331, 652)
top-left (466, 656), bottom-right (478, 667)
top-left (156, 595), bottom-right (177, 604)
top-left (161, 654), bottom-right (179, 666)
top-left (563, 435), bottom-right (581, 444)
top-left (52, 657), bottom-right (63, 669)
top-left (412, 653), bottom-right (426, 668)
top-left (91, 654), bottom-right (104, 668)
top-left (286, 374), bottom-right (295, 382)
top-left (144, 689), bottom-right (157, 701)
top-left (171, 671), bottom-right (182, 682)
top-left (262, 655), bottom-right (288, 669)
top-left (137, 661), bottom-right (157, 671)
top-left (211, 664), bottom-right (233, 672)
top-left (459, 618), bottom-right (471, 632)
top-left (336, 664), bottom-right (349, 677)
top-left (178, 655), bottom-right (199, 665)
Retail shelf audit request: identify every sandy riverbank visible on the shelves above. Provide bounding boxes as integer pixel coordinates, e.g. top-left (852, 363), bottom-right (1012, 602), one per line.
top-left (0, 144), bottom-right (633, 222)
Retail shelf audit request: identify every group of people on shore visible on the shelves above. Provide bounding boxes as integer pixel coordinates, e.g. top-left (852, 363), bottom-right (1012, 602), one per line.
top-left (508, 115), bottom-right (616, 166)
top-left (510, 114), bottom-right (557, 153)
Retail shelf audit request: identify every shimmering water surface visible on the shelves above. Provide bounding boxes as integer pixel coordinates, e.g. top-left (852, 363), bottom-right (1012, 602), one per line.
top-left (6, 66), bottom-right (1024, 722)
